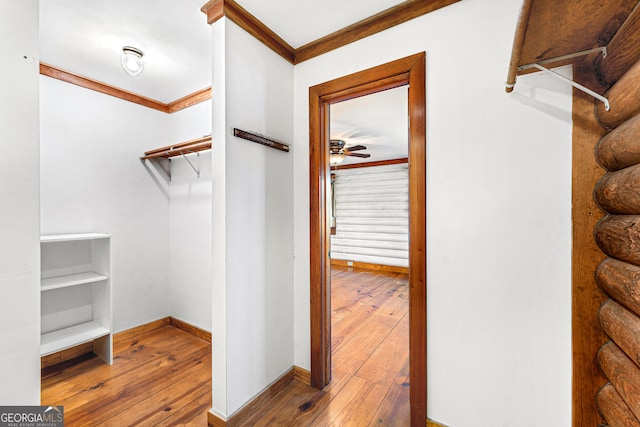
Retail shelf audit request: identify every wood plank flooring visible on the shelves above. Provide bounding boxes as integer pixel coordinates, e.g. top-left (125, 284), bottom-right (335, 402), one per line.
top-left (243, 266), bottom-right (410, 426)
top-left (41, 325), bottom-right (211, 426)
top-left (40, 266), bottom-right (408, 426)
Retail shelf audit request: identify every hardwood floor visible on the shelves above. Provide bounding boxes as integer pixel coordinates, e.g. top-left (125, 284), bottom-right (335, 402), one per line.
top-left (41, 266), bottom-right (408, 426)
top-left (243, 266), bottom-right (410, 426)
top-left (41, 325), bottom-right (211, 426)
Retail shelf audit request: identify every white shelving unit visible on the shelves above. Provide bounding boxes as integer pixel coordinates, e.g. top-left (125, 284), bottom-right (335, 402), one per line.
top-left (40, 233), bottom-right (112, 364)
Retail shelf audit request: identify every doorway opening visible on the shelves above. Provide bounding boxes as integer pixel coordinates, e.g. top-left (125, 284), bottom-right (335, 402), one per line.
top-left (309, 52), bottom-right (426, 424)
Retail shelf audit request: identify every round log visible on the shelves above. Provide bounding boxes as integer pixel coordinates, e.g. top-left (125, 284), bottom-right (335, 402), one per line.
top-left (595, 215), bottom-right (640, 266)
top-left (596, 58), bottom-right (640, 130)
top-left (597, 383), bottom-right (640, 427)
top-left (596, 113), bottom-right (640, 171)
top-left (594, 164), bottom-right (640, 214)
top-left (600, 300), bottom-right (640, 367)
top-left (595, 5), bottom-right (640, 89)
top-left (597, 258), bottom-right (640, 318)
top-left (598, 342), bottom-right (640, 420)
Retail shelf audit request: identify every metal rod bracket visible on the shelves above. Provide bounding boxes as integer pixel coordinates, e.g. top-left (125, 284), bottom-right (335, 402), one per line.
top-left (530, 63), bottom-right (610, 111)
top-left (180, 151), bottom-right (200, 178)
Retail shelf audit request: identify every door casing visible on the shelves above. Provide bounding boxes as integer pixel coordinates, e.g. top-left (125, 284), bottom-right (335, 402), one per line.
top-left (309, 52), bottom-right (427, 424)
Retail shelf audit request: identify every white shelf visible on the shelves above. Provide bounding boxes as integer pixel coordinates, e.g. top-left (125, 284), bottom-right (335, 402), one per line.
top-left (41, 271), bottom-right (108, 292)
top-left (41, 321), bottom-right (110, 356)
top-left (41, 233), bottom-right (111, 243)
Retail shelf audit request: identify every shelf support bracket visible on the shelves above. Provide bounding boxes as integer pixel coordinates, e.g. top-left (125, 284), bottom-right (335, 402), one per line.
top-left (513, 47), bottom-right (610, 111)
top-left (529, 63), bottom-right (610, 111)
top-left (180, 151), bottom-right (200, 178)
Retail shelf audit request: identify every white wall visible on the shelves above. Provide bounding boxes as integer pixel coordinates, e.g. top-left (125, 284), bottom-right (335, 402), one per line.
top-left (40, 77), bottom-right (173, 333)
top-left (168, 102), bottom-right (213, 331)
top-left (292, 0), bottom-right (572, 425)
top-left (210, 18), bottom-right (294, 418)
top-left (0, 0), bottom-right (41, 405)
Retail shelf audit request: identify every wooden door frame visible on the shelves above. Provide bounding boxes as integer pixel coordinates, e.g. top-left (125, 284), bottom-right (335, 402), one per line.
top-left (309, 52), bottom-right (427, 424)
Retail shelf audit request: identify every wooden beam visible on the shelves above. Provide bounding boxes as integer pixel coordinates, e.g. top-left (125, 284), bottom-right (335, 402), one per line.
top-left (594, 164), bottom-right (640, 214)
top-left (295, 0), bottom-right (459, 64)
top-left (597, 383), bottom-right (640, 427)
top-left (40, 63), bottom-right (169, 113)
top-left (598, 342), bottom-right (640, 420)
top-left (572, 58), bottom-right (609, 427)
top-left (596, 58), bottom-right (640, 130)
top-left (504, 0), bottom-right (534, 92)
top-left (595, 215), bottom-right (640, 266)
top-left (596, 112), bottom-right (640, 171)
top-left (596, 2), bottom-right (640, 88)
top-left (600, 300), bottom-right (640, 367)
top-left (167, 87), bottom-right (212, 113)
top-left (597, 258), bottom-right (640, 318)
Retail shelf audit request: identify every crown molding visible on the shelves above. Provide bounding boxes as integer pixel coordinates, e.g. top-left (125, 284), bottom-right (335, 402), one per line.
top-left (40, 63), bottom-right (211, 114)
top-left (201, 0), bottom-right (295, 64)
top-left (295, 0), bottom-right (459, 63)
top-left (201, 0), bottom-right (459, 64)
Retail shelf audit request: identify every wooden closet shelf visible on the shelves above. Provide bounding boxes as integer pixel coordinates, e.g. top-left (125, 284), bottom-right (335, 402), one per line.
top-left (141, 135), bottom-right (212, 160)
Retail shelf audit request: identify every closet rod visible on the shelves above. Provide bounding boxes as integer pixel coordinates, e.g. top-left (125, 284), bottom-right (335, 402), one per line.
top-left (140, 141), bottom-right (211, 160)
top-left (142, 135), bottom-right (211, 157)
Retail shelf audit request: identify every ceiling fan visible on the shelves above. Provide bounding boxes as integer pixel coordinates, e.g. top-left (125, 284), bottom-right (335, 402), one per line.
top-left (330, 139), bottom-right (370, 165)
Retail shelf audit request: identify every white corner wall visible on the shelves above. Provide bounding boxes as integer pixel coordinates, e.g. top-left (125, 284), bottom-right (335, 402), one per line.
top-left (168, 102), bottom-right (213, 332)
top-left (0, 0), bottom-right (41, 405)
top-left (292, 0), bottom-right (571, 426)
top-left (210, 18), bottom-right (294, 418)
top-left (40, 77), bottom-right (174, 333)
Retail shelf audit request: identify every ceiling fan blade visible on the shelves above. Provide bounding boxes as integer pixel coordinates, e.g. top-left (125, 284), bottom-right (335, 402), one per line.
top-left (347, 152), bottom-right (371, 158)
top-left (345, 145), bottom-right (367, 152)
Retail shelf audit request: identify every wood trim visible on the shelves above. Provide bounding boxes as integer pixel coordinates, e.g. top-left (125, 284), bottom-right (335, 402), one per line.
top-left (426, 419), bottom-right (450, 427)
top-left (572, 58), bottom-right (609, 427)
top-left (40, 63), bottom-right (211, 114)
top-left (331, 157), bottom-right (408, 170)
top-left (207, 368), bottom-right (295, 426)
top-left (295, 0), bottom-right (459, 64)
top-left (40, 63), bottom-right (169, 113)
top-left (331, 259), bottom-right (409, 274)
top-left (293, 365), bottom-right (311, 385)
top-left (309, 52), bottom-right (427, 425)
top-left (201, 0), bottom-right (295, 64)
top-left (504, 0), bottom-right (534, 92)
top-left (41, 341), bottom-right (94, 370)
top-left (170, 316), bottom-right (212, 342)
top-left (201, 0), bottom-right (224, 24)
top-left (201, 0), bottom-right (456, 65)
top-left (167, 87), bottom-right (212, 113)
top-left (113, 317), bottom-right (171, 344)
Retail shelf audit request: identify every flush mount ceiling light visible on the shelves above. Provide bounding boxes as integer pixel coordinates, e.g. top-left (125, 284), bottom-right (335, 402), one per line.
top-left (121, 46), bottom-right (144, 76)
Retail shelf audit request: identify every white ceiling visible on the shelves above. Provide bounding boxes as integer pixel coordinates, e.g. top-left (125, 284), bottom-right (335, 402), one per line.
top-left (40, 0), bottom-right (409, 162)
top-left (330, 86), bottom-right (408, 165)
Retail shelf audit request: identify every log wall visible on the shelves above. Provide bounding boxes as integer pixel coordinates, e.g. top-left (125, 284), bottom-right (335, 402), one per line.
top-left (593, 55), bottom-right (640, 426)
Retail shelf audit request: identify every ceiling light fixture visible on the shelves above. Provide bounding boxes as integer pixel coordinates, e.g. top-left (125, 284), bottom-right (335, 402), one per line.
top-left (121, 46), bottom-right (144, 76)
top-left (329, 152), bottom-right (346, 165)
